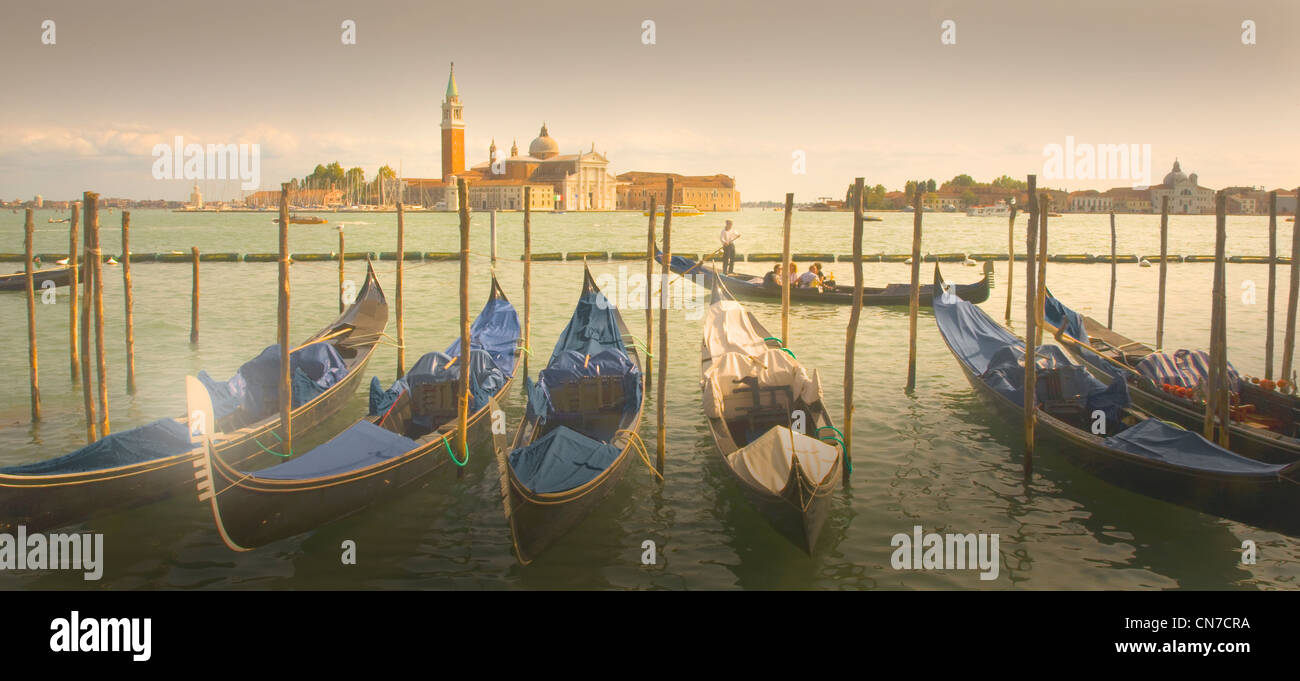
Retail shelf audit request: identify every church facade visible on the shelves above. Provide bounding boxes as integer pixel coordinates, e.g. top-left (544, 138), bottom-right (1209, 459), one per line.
top-left (1145, 160), bottom-right (1216, 214)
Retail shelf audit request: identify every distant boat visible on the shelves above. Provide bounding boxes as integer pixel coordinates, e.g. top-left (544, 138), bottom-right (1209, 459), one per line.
top-left (48, 218), bottom-right (67, 224)
top-left (864, 216), bottom-right (883, 222)
top-left (643, 204), bottom-right (702, 217)
top-left (966, 201), bottom-right (1012, 218)
top-left (273, 215), bottom-right (327, 225)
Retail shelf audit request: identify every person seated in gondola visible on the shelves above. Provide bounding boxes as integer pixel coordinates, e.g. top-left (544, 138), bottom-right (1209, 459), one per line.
top-left (819, 265), bottom-right (836, 289)
top-left (762, 264), bottom-right (782, 287)
top-left (795, 265), bottom-right (822, 289)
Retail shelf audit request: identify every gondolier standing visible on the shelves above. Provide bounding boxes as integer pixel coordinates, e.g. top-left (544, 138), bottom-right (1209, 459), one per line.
top-left (719, 220), bottom-right (740, 274)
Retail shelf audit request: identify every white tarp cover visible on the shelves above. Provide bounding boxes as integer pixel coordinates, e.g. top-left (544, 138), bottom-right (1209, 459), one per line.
top-left (702, 349), bottom-right (823, 419)
top-left (703, 300), bottom-right (770, 360)
top-left (725, 425), bottom-right (839, 495)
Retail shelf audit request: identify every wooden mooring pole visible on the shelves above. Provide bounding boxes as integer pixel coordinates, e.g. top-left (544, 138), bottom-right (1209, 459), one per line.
top-left (1265, 191), bottom-right (1277, 378)
top-left (190, 246), bottom-right (200, 344)
top-left (906, 183), bottom-right (923, 391)
top-left (396, 200), bottom-right (406, 378)
top-left (457, 178), bottom-right (472, 478)
top-left (781, 192), bottom-right (793, 346)
top-left (1107, 211), bottom-right (1117, 329)
top-left (69, 203), bottom-right (80, 384)
top-left (24, 209), bottom-right (40, 422)
top-left (88, 192), bottom-right (109, 436)
top-left (1204, 192), bottom-right (1227, 443)
top-left (1005, 201), bottom-right (1016, 323)
top-left (657, 179), bottom-right (674, 476)
top-left (843, 178), bottom-right (864, 482)
top-left (1023, 175), bottom-right (1039, 473)
top-left (1280, 187), bottom-right (1300, 392)
top-left (122, 212), bottom-right (137, 394)
top-left (523, 187), bottom-right (533, 381)
top-left (644, 195), bottom-right (656, 392)
top-left (1156, 197), bottom-right (1169, 350)
top-left (79, 195), bottom-right (96, 442)
top-left (490, 209), bottom-right (498, 268)
top-left (277, 183), bottom-right (292, 456)
top-left (1035, 197), bottom-right (1050, 347)
top-left (338, 226), bottom-right (345, 313)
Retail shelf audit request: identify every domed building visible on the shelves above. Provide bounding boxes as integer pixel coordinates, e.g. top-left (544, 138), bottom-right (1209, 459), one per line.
top-left (467, 122), bottom-right (619, 211)
top-left (528, 124), bottom-right (560, 160)
top-left (1148, 159), bottom-right (1215, 214)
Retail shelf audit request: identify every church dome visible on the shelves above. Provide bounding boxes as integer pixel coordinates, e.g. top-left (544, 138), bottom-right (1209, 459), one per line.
top-left (529, 124), bottom-right (559, 159)
top-left (1163, 160), bottom-right (1187, 186)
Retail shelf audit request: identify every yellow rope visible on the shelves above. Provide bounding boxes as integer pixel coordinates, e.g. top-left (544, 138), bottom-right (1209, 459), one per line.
top-left (616, 428), bottom-right (662, 482)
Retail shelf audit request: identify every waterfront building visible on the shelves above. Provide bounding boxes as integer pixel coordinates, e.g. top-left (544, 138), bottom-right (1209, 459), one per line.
top-left (1147, 160), bottom-right (1215, 214)
top-left (1068, 190), bottom-right (1112, 213)
top-left (616, 172), bottom-right (740, 211)
top-left (1102, 187), bottom-right (1151, 213)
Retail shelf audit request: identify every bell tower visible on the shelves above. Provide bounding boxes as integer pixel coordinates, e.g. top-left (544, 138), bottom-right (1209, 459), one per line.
top-left (440, 62), bottom-right (465, 180)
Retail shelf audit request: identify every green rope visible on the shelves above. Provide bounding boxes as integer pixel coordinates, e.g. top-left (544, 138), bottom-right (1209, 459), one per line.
top-left (253, 433), bottom-right (292, 458)
top-left (443, 436), bottom-right (469, 466)
top-left (762, 336), bottom-right (796, 359)
top-left (817, 426), bottom-right (850, 473)
top-left (628, 335), bottom-right (654, 359)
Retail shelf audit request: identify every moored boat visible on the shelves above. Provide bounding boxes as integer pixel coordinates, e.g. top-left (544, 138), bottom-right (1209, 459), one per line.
top-left (193, 277), bottom-right (520, 550)
top-left (0, 263), bottom-right (388, 532)
top-left (498, 266), bottom-right (645, 564)
top-left (700, 272), bottom-right (843, 551)
top-left (658, 250), bottom-right (991, 306)
top-left (932, 266), bottom-right (1300, 536)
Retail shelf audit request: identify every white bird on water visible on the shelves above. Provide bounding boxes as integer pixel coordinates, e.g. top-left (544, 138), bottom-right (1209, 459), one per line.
top-left (1139, 257), bottom-right (1152, 268)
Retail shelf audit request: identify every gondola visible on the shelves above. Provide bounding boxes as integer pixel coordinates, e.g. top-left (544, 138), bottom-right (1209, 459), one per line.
top-left (657, 250), bottom-right (991, 305)
top-left (932, 264), bottom-right (1300, 536)
top-left (1041, 293), bottom-right (1300, 465)
top-left (193, 277), bottom-right (520, 550)
top-left (498, 266), bottom-right (645, 564)
top-left (0, 262), bottom-right (388, 533)
top-left (0, 265), bottom-right (73, 291)
top-left (700, 270), bottom-right (843, 552)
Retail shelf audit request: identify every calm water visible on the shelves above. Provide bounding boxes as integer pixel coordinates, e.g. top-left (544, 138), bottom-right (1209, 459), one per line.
top-left (1, 207), bottom-right (1297, 590)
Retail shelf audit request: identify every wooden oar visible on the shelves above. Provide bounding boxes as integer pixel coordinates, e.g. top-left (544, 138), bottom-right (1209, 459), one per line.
top-left (1046, 321), bottom-right (1140, 377)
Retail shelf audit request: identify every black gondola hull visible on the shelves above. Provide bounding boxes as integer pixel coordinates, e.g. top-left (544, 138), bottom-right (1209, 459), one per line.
top-left (203, 390), bottom-right (508, 549)
top-left (0, 266), bottom-right (73, 291)
top-left (0, 265), bottom-right (388, 533)
top-left (1063, 346), bottom-right (1300, 466)
top-left (663, 252), bottom-right (990, 306)
top-left (947, 334), bottom-right (1300, 537)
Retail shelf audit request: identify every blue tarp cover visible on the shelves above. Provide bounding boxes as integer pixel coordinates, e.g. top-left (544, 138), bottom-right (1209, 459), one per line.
top-left (526, 349), bottom-right (643, 423)
top-left (934, 286), bottom-right (1130, 425)
top-left (369, 294), bottom-right (520, 416)
top-left (1043, 293), bottom-right (1089, 343)
top-left (0, 418), bottom-right (193, 475)
top-left (508, 425), bottom-right (620, 494)
top-left (1102, 419), bottom-right (1286, 476)
top-left (252, 420), bottom-right (420, 480)
top-left (198, 341), bottom-right (347, 426)
top-left (444, 296), bottom-right (521, 376)
top-left (524, 288), bottom-right (641, 422)
top-left (548, 290), bottom-right (628, 361)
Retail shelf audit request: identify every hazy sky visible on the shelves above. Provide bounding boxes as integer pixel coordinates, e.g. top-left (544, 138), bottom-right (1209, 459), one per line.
top-left (2, 0), bottom-right (1296, 201)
